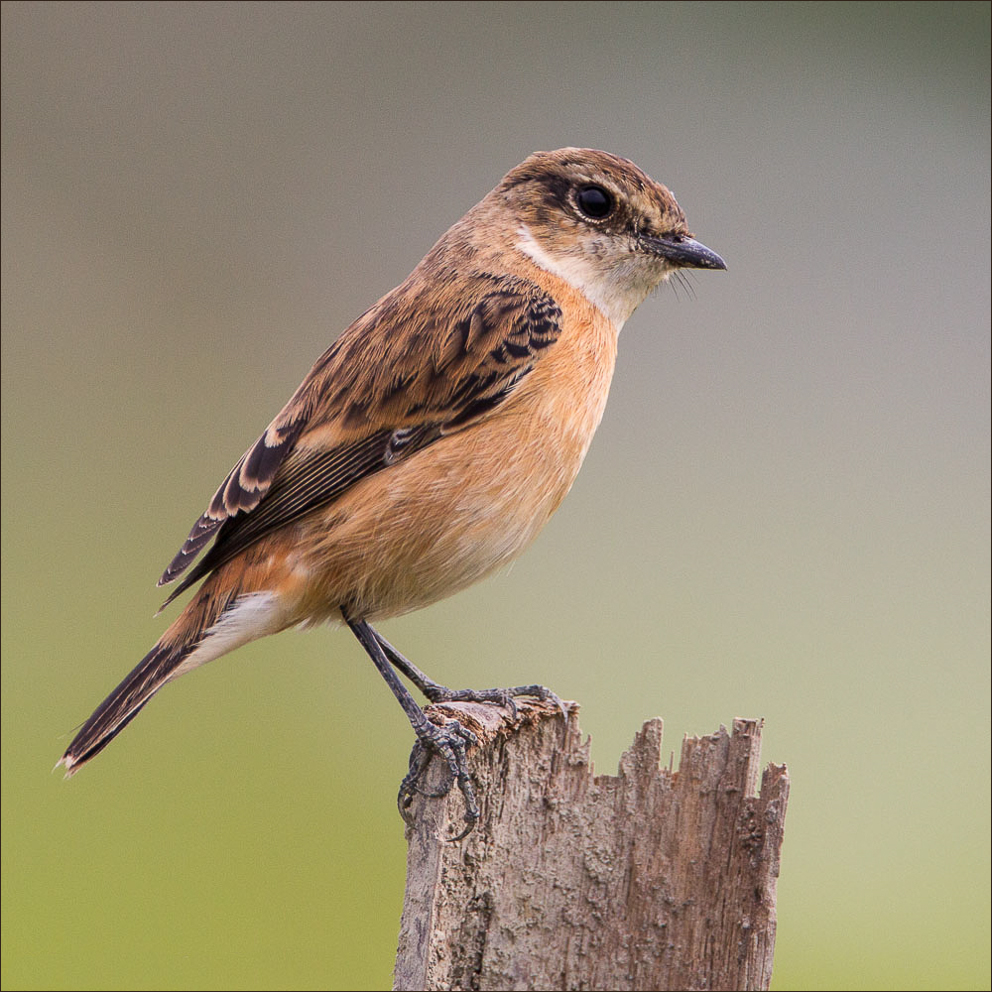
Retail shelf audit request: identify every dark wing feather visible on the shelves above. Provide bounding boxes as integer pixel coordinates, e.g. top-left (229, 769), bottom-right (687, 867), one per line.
top-left (157, 272), bottom-right (561, 604)
top-left (159, 424), bottom-right (439, 606)
top-left (159, 414), bottom-right (308, 586)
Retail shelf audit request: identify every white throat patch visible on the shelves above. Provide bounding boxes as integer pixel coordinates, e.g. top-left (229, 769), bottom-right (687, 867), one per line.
top-left (515, 224), bottom-right (668, 329)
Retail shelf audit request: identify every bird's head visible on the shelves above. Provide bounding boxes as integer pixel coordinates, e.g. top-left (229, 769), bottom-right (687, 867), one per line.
top-left (495, 147), bottom-right (726, 326)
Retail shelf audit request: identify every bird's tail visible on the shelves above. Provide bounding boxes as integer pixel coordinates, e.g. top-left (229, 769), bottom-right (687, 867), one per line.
top-left (59, 574), bottom-right (284, 776)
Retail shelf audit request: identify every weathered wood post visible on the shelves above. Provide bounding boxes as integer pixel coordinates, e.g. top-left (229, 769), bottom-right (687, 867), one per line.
top-left (394, 701), bottom-right (789, 991)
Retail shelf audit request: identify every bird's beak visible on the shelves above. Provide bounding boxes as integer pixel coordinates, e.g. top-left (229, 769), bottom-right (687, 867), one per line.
top-left (640, 235), bottom-right (727, 270)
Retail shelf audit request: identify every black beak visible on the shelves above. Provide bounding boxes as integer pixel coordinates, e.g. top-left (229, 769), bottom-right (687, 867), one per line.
top-left (640, 235), bottom-right (727, 271)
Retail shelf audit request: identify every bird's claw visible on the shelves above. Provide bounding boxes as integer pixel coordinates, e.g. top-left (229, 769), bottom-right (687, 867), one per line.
top-left (398, 685), bottom-right (567, 840)
top-left (421, 683), bottom-right (568, 723)
top-left (398, 717), bottom-right (480, 840)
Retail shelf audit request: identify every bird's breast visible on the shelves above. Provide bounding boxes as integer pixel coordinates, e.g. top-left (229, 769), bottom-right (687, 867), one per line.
top-left (294, 294), bottom-right (619, 622)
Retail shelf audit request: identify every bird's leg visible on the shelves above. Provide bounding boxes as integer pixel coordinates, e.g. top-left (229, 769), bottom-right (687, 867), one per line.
top-left (345, 617), bottom-right (479, 838)
top-left (371, 627), bottom-right (567, 720)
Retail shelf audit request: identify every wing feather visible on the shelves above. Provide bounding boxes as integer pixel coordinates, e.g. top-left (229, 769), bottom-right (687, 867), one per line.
top-left (158, 271), bottom-right (561, 603)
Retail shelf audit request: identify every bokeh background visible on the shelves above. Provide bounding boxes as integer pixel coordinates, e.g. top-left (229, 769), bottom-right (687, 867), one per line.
top-left (2, 3), bottom-right (989, 989)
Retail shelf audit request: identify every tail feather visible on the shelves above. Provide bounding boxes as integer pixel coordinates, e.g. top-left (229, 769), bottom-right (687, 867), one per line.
top-left (58, 639), bottom-right (190, 775)
top-left (59, 577), bottom-right (284, 776)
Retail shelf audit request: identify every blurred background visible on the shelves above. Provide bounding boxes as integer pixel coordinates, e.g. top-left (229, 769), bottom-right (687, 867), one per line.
top-left (2, 3), bottom-right (988, 989)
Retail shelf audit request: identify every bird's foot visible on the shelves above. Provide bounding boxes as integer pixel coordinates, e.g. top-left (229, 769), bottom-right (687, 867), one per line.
top-left (398, 714), bottom-right (479, 841)
top-left (421, 682), bottom-right (568, 722)
top-left (398, 684), bottom-right (568, 840)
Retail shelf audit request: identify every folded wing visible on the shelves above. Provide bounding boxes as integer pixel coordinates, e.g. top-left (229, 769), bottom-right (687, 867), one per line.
top-left (158, 272), bottom-right (562, 607)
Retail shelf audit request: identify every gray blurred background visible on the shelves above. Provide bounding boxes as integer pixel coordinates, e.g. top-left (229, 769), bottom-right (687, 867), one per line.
top-left (2, 3), bottom-right (989, 989)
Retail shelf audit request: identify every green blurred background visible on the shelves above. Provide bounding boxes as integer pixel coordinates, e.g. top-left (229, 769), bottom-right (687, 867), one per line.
top-left (2, 3), bottom-right (989, 989)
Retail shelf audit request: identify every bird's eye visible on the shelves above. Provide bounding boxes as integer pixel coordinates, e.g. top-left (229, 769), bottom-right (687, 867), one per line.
top-left (575, 185), bottom-right (614, 220)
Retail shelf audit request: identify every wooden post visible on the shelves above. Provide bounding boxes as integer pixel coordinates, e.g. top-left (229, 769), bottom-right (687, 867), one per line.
top-left (393, 701), bottom-right (789, 992)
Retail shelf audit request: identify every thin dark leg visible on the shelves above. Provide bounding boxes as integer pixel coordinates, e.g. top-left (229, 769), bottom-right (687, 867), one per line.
top-left (371, 628), bottom-right (567, 720)
top-left (346, 616), bottom-right (480, 839)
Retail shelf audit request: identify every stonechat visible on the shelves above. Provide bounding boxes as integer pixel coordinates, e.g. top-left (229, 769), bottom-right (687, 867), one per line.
top-left (59, 148), bottom-right (726, 835)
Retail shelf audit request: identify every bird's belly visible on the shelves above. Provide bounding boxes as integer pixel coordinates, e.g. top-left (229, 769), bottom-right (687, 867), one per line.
top-left (293, 392), bottom-right (603, 622)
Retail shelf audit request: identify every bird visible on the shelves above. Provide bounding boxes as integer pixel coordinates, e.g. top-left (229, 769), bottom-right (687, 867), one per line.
top-left (59, 147), bottom-right (726, 835)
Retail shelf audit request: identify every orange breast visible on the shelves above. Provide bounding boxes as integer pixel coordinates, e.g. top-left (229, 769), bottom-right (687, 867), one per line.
top-left (286, 285), bottom-right (620, 623)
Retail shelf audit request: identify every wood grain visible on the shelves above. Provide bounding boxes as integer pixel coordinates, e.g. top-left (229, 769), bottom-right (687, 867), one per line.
top-left (394, 702), bottom-right (788, 991)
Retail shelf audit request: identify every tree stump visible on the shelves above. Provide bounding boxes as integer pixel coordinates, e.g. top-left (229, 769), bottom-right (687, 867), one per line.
top-left (393, 701), bottom-right (788, 991)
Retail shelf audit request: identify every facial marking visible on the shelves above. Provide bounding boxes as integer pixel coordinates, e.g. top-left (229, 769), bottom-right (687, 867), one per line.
top-left (515, 224), bottom-right (668, 329)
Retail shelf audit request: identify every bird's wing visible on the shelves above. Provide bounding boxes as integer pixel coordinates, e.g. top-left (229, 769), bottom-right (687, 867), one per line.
top-left (157, 272), bottom-right (561, 605)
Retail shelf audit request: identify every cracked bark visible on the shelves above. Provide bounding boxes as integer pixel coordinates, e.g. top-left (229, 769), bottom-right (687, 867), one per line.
top-left (393, 702), bottom-right (789, 991)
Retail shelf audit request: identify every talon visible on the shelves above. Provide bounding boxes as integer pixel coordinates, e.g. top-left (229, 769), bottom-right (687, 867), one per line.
top-left (538, 687), bottom-right (569, 722)
top-left (421, 682), bottom-right (564, 723)
top-left (397, 716), bottom-right (481, 835)
top-left (449, 808), bottom-right (478, 842)
top-left (398, 743), bottom-right (432, 819)
top-left (396, 688), bottom-right (566, 834)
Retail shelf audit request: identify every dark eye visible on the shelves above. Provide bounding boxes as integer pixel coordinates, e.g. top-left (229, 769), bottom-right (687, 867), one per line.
top-left (575, 185), bottom-right (614, 219)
